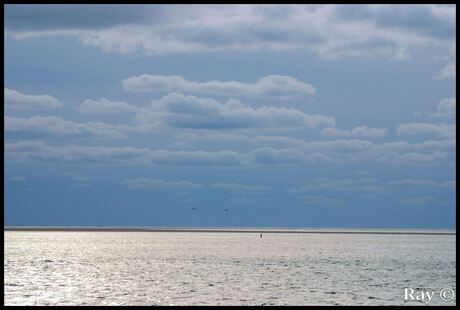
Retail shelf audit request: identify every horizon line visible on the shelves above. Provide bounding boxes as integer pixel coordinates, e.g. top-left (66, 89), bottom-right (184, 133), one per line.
top-left (4, 226), bottom-right (456, 235)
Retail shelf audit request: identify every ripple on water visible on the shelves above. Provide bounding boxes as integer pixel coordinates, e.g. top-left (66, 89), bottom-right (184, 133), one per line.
top-left (4, 231), bottom-right (456, 306)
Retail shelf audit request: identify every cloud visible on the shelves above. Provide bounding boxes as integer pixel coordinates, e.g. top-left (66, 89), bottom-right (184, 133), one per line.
top-left (122, 74), bottom-right (315, 99)
top-left (435, 41), bottom-right (456, 79)
top-left (435, 61), bottom-right (456, 79)
top-left (248, 147), bottom-right (306, 164)
top-left (430, 98), bottom-right (456, 118)
top-left (397, 151), bottom-right (448, 163)
top-left (71, 183), bottom-right (92, 188)
top-left (4, 141), bottom-right (246, 166)
top-left (321, 126), bottom-right (387, 138)
top-left (79, 97), bottom-right (139, 114)
top-left (5, 116), bottom-right (125, 139)
top-left (5, 5), bottom-right (454, 60)
top-left (135, 92), bottom-right (335, 130)
top-left (290, 177), bottom-right (385, 193)
top-left (172, 132), bottom-right (306, 150)
top-left (4, 5), bottom-right (161, 31)
top-left (212, 182), bottom-right (271, 193)
top-left (5, 141), bottom-right (152, 164)
top-left (387, 178), bottom-right (455, 186)
top-left (64, 172), bottom-right (88, 181)
top-left (301, 139), bottom-right (375, 155)
top-left (11, 176), bottom-right (27, 182)
top-left (121, 178), bottom-right (203, 190)
top-left (396, 122), bottom-right (455, 138)
top-left (412, 139), bottom-right (455, 152)
top-left (297, 195), bottom-right (344, 207)
top-left (396, 196), bottom-right (439, 206)
top-left (4, 88), bottom-right (62, 110)
top-left (5, 135), bottom-right (455, 167)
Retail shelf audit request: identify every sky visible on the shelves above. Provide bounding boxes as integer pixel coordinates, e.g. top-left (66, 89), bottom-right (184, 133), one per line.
top-left (4, 4), bottom-right (456, 229)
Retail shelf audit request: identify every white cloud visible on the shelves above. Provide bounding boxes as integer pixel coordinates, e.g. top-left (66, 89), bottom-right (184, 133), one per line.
top-left (321, 126), bottom-right (387, 138)
top-left (5, 5), bottom-right (454, 60)
top-left (248, 147), bottom-right (306, 164)
top-left (172, 132), bottom-right (308, 150)
top-left (397, 196), bottom-right (438, 206)
top-left (297, 195), bottom-right (344, 207)
top-left (435, 40), bottom-right (456, 79)
top-left (65, 172), bottom-right (88, 181)
top-left (121, 178), bottom-right (203, 190)
top-left (5, 134), bottom-right (455, 167)
top-left (290, 177), bottom-right (385, 194)
top-left (397, 151), bottom-right (448, 163)
top-left (4, 88), bottom-right (62, 110)
top-left (79, 97), bottom-right (139, 114)
top-left (134, 92), bottom-right (335, 130)
top-left (388, 178), bottom-right (455, 186)
top-left (11, 176), bottom-right (27, 182)
top-left (4, 141), bottom-right (246, 166)
top-left (122, 74), bottom-right (315, 99)
top-left (71, 183), bottom-right (92, 188)
top-left (396, 122), bottom-right (455, 138)
top-left (435, 61), bottom-right (456, 79)
top-left (431, 98), bottom-right (456, 118)
top-left (5, 116), bottom-right (126, 139)
top-left (412, 139), bottom-right (455, 152)
top-left (301, 139), bottom-right (375, 155)
top-left (212, 182), bottom-right (271, 193)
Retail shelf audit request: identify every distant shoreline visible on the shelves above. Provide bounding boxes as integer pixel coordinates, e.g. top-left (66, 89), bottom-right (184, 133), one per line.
top-left (3, 226), bottom-right (456, 235)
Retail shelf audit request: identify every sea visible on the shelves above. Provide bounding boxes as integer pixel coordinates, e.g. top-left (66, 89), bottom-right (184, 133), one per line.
top-left (4, 228), bottom-right (456, 306)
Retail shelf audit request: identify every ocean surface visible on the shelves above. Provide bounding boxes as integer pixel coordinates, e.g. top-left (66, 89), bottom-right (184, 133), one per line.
top-left (4, 229), bottom-right (456, 306)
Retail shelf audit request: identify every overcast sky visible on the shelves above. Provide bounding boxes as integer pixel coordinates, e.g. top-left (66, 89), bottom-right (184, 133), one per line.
top-left (4, 4), bottom-right (456, 228)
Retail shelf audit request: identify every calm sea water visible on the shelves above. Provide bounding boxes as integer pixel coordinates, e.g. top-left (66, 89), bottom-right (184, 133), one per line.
top-left (4, 230), bottom-right (456, 306)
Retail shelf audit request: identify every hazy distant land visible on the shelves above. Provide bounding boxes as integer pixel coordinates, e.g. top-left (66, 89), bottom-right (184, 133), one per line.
top-left (4, 226), bottom-right (455, 235)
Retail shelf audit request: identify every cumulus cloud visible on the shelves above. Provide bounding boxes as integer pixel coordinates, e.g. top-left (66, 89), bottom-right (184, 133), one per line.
top-left (5, 116), bottom-right (126, 139)
top-left (412, 139), bottom-right (455, 152)
top-left (435, 41), bottom-right (456, 79)
top-left (135, 92), bottom-right (335, 130)
top-left (430, 98), bottom-right (456, 118)
top-left (121, 178), bottom-right (203, 190)
top-left (5, 5), bottom-right (455, 60)
top-left (396, 122), bottom-right (455, 138)
top-left (79, 97), bottom-right (139, 114)
top-left (4, 88), bottom-right (62, 110)
top-left (122, 74), bottom-right (315, 99)
top-left (435, 61), bottom-right (456, 79)
top-left (321, 126), bottom-right (387, 138)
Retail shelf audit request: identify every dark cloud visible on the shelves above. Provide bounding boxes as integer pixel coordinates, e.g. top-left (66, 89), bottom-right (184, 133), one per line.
top-left (4, 4), bottom-right (165, 31)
